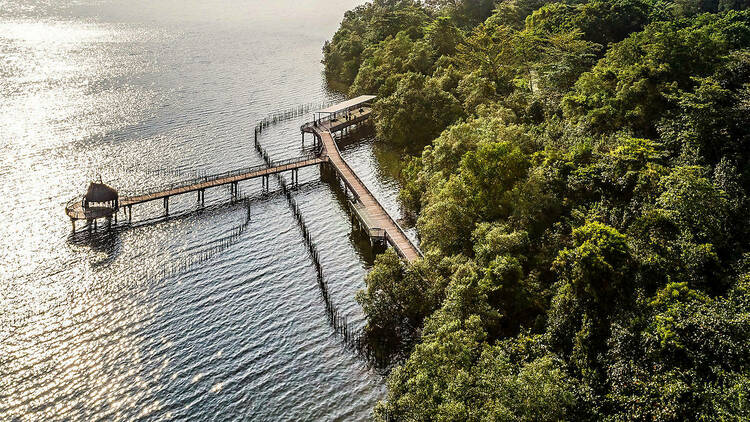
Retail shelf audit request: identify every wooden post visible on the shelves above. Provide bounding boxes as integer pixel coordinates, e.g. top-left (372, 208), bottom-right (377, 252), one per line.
top-left (164, 197), bottom-right (169, 215)
top-left (128, 205), bottom-right (132, 223)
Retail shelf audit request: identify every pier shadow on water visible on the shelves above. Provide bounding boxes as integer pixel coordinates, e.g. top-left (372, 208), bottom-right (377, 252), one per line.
top-left (67, 225), bottom-right (123, 268)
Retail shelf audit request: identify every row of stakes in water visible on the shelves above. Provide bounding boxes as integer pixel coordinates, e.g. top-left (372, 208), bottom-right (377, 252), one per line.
top-left (255, 117), bottom-right (367, 353)
top-left (280, 167), bottom-right (388, 366)
top-left (254, 100), bottom-right (335, 133)
top-left (286, 190), bottom-right (361, 348)
top-left (150, 218), bottom-right (249, 284)
top-left (288, 187), bottom-right (381, 365)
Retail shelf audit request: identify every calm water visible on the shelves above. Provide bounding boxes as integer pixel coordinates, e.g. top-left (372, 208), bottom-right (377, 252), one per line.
top-left (0, 1), bottom-right (416, 420)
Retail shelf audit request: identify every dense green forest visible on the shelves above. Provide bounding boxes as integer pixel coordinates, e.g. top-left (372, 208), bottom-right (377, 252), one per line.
top-left (324, 0), bottom-right (750, 420)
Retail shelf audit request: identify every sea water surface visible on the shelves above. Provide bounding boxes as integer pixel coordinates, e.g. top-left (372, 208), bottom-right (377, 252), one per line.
top-left (0, 0), bottom-right (415, 420)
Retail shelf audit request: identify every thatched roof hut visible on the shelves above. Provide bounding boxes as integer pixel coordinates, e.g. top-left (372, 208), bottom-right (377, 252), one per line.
top-left (84, 182), bottom-right (118, 208)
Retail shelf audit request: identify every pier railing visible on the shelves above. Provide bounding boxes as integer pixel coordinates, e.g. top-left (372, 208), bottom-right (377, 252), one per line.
top-left (255, 100), bottom-right (335, 133)
top-left (120, 152), bottom-right (322, 199)
top-left (322, 123), bottom-right (422, 258)
top-left (65, 199), bottom-right (79, 215)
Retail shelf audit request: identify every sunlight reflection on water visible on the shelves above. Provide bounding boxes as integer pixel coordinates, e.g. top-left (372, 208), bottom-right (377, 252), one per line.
top-left (0, 0), bottom-right (417, 420)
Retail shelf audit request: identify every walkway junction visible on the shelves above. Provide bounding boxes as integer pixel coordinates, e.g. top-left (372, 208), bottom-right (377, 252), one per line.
top-left (66, 95), bottom-right (422, 263)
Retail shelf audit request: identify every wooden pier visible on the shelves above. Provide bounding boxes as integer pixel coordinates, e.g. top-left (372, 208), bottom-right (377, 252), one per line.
top-left (66, 155), bottom-right (323, 222)
top-left (302, 96), bottom-right (422, 263)
top-left (66, 95), bottom-right (422, 263)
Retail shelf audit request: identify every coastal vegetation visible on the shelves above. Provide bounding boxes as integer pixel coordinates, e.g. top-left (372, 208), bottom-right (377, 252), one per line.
top-left (325, 0), bottom-right (750, 420)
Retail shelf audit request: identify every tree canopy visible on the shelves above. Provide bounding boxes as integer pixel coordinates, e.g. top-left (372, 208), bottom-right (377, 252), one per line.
top-left (323, 0), bottom-right (750, 419)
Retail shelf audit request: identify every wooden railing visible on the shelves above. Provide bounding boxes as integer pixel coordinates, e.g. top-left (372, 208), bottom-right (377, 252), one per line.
top-left (321, 121), bottom-right (422, 258)
top-left (120, 152), bottom-right (322, 198)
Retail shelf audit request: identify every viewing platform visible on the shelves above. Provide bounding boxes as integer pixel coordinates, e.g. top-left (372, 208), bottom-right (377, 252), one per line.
top-left (65, 95), bottom-right (422, 263)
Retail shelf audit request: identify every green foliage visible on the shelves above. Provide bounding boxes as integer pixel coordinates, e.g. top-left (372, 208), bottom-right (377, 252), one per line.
top-left (374, 316), bottom-right (582, 421)
top-left (350, 32), bottom-right (432, 97)
top-left (526, 0), bottom-right (652, 46)
top-left (554, 222), bottom-right (631, 307)
top-left (425, 0), bottom-right (497, 28)
top-left (358, 250), bottom-right (438, 338)
top-left (603, 281), bottom-right (750, 420)
top-left (425, 16), bottom-right (464, 57)
top-left (460, 141), bottom-right (530, 219)
top-left (373, 72), bottom-right (464, 148)
top-left (334, 1), bottom-right (750, 420)
top-left (323, 0), bottom-right (430, 85)
top-left (563, 11), bottom-right (750, 135)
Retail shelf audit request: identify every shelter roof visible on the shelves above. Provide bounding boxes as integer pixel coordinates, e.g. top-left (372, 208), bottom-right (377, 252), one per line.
top-left (316, 95), bottom-right (376, 115)
top-left (85, 182), bottom-right (118, 203)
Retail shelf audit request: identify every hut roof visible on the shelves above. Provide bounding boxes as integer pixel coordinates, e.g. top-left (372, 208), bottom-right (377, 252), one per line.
top-left (85, 182), bottom-right (118, 203)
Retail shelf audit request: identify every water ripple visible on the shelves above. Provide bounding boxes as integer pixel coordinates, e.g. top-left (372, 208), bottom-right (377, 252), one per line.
top-left (0, 0), bottom-right (402, 420)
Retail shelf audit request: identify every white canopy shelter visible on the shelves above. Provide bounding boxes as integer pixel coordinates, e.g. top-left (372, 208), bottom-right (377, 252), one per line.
top-left (313, 95), bottom-right (376, 122)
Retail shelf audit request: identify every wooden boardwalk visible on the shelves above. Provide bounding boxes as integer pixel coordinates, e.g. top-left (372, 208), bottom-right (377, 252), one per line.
top-left (305, 109), bottom-right (422, 263)
top-left (66, 155), bottom-right (323, 221)
top-left (67, 97), bottom-right (422, 263)
top-left (120, 157), bottom-right (324, 206)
